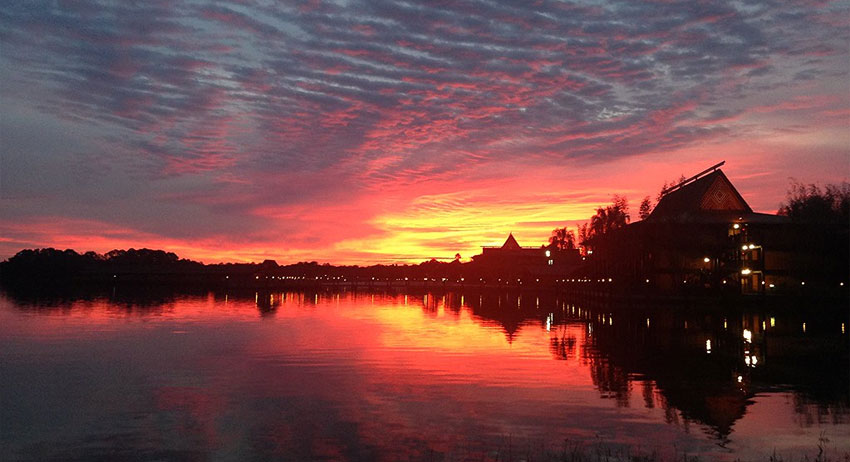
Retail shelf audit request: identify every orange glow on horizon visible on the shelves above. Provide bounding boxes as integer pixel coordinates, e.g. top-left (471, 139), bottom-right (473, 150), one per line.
top-left (1, 142), bottom-right (846, 265)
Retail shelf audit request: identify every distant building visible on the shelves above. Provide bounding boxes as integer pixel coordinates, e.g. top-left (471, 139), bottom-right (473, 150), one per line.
top-left (581, 162), bottom-right (825, 294)
top-left (472, 233), bottom-right (580, 280)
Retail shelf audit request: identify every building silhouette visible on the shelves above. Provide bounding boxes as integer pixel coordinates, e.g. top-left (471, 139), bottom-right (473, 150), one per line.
top-left (582, 163), bottom-right (845, 294)
top-left (472, 233), bottom-right (580, 281)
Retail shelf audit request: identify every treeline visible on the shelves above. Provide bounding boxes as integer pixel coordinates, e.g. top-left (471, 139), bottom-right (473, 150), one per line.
top-left (0, 248), bottom-right (204, 285)
top-left (0, 248), bottom-right (513, 287)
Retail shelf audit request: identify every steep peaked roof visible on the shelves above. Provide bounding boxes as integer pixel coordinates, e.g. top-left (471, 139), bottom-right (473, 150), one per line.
top-left (501, 233), bottom-right (522, 250)
top-left (648, 169), bottom-right (751, 222)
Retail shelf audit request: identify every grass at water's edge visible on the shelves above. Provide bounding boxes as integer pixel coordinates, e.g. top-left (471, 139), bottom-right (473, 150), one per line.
top-left (421, 437), bottom-right (850, 462)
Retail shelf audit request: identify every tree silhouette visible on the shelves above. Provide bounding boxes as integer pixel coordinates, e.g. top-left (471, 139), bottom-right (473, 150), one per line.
top-left (548, 227), bottom-right (576, 250)
top-left (639, 196), bottom-right (653, 220)
top-left (778, 181), bottom-right (850, 226)
top-left (579, 196), bottom-right (630, 247)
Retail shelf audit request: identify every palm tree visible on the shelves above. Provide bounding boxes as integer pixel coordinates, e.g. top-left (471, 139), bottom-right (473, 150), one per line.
top-left (549, 227), bottom-right (576, 250)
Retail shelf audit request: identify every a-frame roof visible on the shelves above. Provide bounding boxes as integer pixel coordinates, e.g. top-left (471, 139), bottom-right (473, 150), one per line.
top-left (648, 169), bottom-right (752, 222)
top-left (501, 233), bottom-right (522, 250)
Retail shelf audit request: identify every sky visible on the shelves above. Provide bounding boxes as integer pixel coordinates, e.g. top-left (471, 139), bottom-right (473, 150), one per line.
top-left (0, 0), bottom-right (848, 265)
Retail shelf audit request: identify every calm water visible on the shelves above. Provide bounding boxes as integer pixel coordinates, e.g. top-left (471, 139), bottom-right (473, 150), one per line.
top-left (1, 288), bottom-right (848, 461)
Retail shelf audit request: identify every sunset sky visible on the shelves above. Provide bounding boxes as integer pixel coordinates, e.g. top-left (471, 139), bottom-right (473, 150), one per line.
top-left (1, 0), bottom-right (848, 264)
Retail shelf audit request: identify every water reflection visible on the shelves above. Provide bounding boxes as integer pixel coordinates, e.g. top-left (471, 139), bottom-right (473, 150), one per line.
top-left (1, 287), bottom-right (847, 461)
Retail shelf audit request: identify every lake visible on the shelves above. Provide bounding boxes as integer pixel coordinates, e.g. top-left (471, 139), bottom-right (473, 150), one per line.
top-left (1, 288), bottom-right (847, 461)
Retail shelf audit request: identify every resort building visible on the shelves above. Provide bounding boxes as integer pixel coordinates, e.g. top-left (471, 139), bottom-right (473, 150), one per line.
top-left (472, 233), bottom-right (580, 280)
top-left (581, 162), bottom-right (844, 294)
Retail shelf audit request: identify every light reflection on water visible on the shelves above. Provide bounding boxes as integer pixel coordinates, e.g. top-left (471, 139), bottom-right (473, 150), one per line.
top-left (0, 288), bottom-right (848, 461)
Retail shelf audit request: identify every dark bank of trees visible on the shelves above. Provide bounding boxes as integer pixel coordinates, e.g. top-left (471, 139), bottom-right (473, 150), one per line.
top-left (776, 181), bottom-right (850, 285)
top-left (778, 181), bottom-right (850, 226)
top-left (0, 248), bottom-right (204, 286)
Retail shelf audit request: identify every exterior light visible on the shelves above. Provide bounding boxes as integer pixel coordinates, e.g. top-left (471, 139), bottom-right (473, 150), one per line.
top-left (545, 250), bottom-right (551, 257)
top-left (742, 245), bottom-right (748, 251)
top-left (737, 375), bottom-right (743, 383)
top-left (741, 268), bottom-right (752, 275)
top-left (703, 257), bottom-right (710, 263)
top-left (748, 244), bottom-right (755, 250)
top-left (733, 223), bottom-right (740, 229)
top-left (769, 283), bottom-right (775, 288)
top-left (645, 279), bottom-right (650, 283)
top-left (608, 278), bottom-right (612, 282)
top-left (801, 281), bottom-right (805, 286)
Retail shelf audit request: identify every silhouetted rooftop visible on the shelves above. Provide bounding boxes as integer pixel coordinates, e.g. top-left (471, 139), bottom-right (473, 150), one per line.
top-left (501, 233), bottom-right (521, 250)
top-left (648, 169), bottom-right (752, 222)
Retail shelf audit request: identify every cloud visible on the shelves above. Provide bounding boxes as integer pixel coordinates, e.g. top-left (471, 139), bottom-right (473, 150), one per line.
top-left (0, 0), bottom-right (847, 262)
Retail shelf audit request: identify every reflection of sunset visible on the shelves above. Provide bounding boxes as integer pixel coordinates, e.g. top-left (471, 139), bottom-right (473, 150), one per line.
top-left (2, 290), bottom-right (848, 461)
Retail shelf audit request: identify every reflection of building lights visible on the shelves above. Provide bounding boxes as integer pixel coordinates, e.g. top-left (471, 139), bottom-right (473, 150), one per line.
top-left (705, 339), bottom-right (712, 354)
top-left (802, 322), bottom-right (807, 333)
top-left (703, 257), bottom-right (710, 263)
top-left (770, 317), bottom-right (775, 327)
top-left (646, 318), bottom-right (650, 327)
top-left (724, 319), bottom-right (728, 329)
top-left (741, 268), bottom-right (752, 275)
top-left (842, 323), bottom-right (845, 334)
top-left (743, 329), bottom-right (752, 342)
